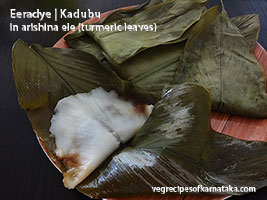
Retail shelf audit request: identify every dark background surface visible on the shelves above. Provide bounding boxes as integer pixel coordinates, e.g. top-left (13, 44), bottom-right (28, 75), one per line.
top-left (0, 0), bottom-right (267, 200)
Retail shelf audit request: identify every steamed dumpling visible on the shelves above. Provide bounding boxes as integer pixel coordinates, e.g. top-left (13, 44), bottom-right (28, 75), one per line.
top-left (50, 87), bottom-right (153, 189)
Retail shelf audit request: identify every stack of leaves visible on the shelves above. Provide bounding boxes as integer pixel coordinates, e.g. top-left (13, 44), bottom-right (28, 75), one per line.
top-left (11, 0), bottom-right (267, 198)
top-left (65, 0), bottom-right (267, 118)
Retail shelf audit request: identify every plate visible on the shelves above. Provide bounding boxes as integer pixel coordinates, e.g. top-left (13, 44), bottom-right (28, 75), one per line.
top-left (37, 6), bottom-right (267, 200)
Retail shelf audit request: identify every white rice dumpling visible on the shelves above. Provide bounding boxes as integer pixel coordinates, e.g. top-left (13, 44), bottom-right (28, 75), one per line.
top-left (49, 87), bottom-right (153, 189)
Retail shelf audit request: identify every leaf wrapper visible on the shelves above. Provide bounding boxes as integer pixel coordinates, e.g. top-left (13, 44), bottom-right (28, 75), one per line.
top-left (64, 0), bottom-right (151, 61)
top-left (76, 83), bottom-right (267, 198)
top-left (87, 0), bottom-right (208, 64)
top-left (65, 31), bottom-right (105, 61)
top-left (64, 0), bottom-right (167, 61)
top-left (12, 39), bottom-right (156, 167)
top-left (65, 6), bottom-right (260, 105)
top-left (231, 14), bottom-right (260, 52)
top-left (112, 42), bottom-right (184, 99)
top-left (174, 6), bottom-right (267, 117)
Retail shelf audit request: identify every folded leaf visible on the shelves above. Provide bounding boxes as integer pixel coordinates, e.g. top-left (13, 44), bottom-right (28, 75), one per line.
top-left (64, 32), bottom-right (114, 70)
top-left (12, 39), bottom-right (156, 169)
top-left (231, 14), bottom-right (260, 51)
top-left (111, 7), bottom-right (217, 98)
top-left (174, 5), bottom-right (267, 117)
top-left (64, 0), bottom-right (151, 61)
top-left (66, 7), bottom-right (258, 103)
top-left (76, 83), bottom-right (267, 198)
top-left (114, 42), bottom-right (184, 99)
top-left (65, 31), bottom-right (105, 61)
top-left (97, 0), bottom-right (151, 23)
top-left (64, 0), bottom-right (170, 58)
top-left (88, 0), bottom-right (208, 64)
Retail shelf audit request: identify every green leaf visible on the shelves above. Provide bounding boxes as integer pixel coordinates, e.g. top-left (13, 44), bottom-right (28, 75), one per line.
top-left (64, 0), bottom-right (151, 61)
top-left (96, 0), bottom-right (151, 23)
top-left (174, 6), bottom-right (267, 117)
top-left (231, 14), bottom-right (260, 52)
top-left (88, 0), bottom-right (208, 64)
top-left (12, 38), bottom-right (157, 171)
top-left (114, 42), bottom-right (185, 99)
top-left (64, 31), bottom-right (114, 70)
top-left (63, 0), bottom-right (157, 59)
top-left (65, 7), bottom-right (258, 102)
top-left (65, 31), bottom-right (105, 61)
top-left (112, 7), bottom-right (215, 102)
top-left (11, 38), bottom-right (156, 142)
top-left (77, 83), bottom-right (267, 198)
